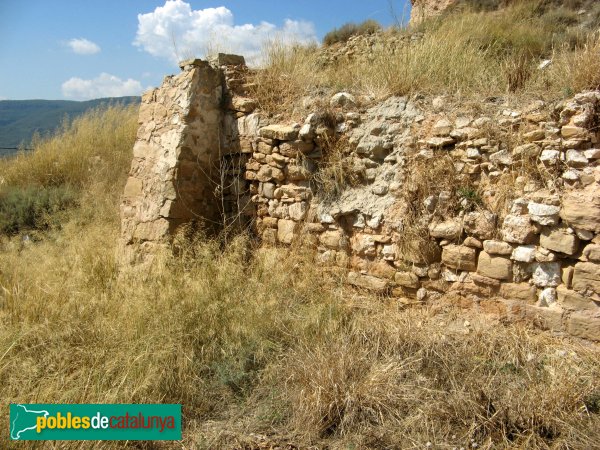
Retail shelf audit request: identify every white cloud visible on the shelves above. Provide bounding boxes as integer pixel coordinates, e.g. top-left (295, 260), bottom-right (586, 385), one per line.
top-left (67, 38), bottom-right (101, 55)
top-left (134, 0), bottom-right (317, 65)
top-left (61, 73), bottom-right (143, 100)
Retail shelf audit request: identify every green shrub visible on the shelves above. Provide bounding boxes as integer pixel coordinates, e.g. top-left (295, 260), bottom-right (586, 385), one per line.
top-left (0, 185), bottom-right (78, 234)
top-left (323, 20), bottom-right (381, 46)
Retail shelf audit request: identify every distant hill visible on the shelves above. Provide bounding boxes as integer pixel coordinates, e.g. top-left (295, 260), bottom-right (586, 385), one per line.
top-left (0, 97), bottom-right (140, 157)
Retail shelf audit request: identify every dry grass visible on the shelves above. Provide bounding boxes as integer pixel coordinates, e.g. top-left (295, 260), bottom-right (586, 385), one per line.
top-left (0, 105), bottom-right (137, 193)
top-left (251, 2), bottom-right (600, 117)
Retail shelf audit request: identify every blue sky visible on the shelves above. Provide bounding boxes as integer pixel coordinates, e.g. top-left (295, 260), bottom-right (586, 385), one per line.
top-left (0, 0), bottom-right (412, 101)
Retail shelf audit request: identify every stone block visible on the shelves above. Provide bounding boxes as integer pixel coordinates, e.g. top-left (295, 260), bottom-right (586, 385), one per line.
top-left (561, 184), bottom-right (600, 233)
top-left (394, 271), bottom-right (420, 289)
top-left (566, 313), bottom-right (600, 341)
top-left (582, 244), bottom-right (600, 262)
top-left (368, 261), bottom-right (396, 279)
top-left (501, 214), bottom-right (538, 244)
top-left (511, 245), bottom-right (536, 262)
top-left (528, 203), bottom-right (560, 226)
top-left (531, 262), bottom-right (561, 287)
top-left (557, 285), bottom-right (600, 311)
top-left (277, 219), bottom-right (297, 244)
top-left (477, 251), bottom-right (512, 280)
top-left (463, 210), bottom-right (497, 240)
top-left (540, 227), bottom-right (579, 255)
top-left (442, 244), bottom-right (477, 271)
top-left (259, 125), bottom-right (299, 141)
top-left (499, 283), bottom-right (537, 303)
top-left (483, 240), bottom-right (513, 255)
top-left (573, 262), bottom-right (600, 297)
top-left (429, 219), bottom-right (462, 240)
top-left (348, 272), bottom-right (389, 293)
top-left (320, 230), bottom-right (345, 250)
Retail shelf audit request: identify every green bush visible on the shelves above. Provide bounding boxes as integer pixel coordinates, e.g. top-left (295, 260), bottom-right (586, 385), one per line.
top-left (0, 185), bottom-right (78, 234)
top-left (323, 20), bottom-right (381, 46)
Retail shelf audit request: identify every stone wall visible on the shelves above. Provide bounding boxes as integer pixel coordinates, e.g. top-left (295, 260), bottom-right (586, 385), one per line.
top-left (119, 58), bottom-right (225, 264)
top-left (120, 57), bottom-right (600, 341)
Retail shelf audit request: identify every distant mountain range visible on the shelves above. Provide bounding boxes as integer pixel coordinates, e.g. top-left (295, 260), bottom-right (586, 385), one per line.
top-left (0, 97), bottom-right (140, 157)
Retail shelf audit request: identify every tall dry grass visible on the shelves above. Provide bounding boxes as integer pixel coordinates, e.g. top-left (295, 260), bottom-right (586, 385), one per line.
top-left (251, 2), bottom-right (600, 117)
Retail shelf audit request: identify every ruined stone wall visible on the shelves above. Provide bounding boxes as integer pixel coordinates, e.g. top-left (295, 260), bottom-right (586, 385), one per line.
top-left (120, 58), bottom-right (600, 341)
top-left (119, 59), bottom-right (223, 264)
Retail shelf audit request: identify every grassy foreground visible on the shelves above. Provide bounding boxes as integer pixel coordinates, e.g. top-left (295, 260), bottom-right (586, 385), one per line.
top-left (0, 107), bottom-right (599, 449)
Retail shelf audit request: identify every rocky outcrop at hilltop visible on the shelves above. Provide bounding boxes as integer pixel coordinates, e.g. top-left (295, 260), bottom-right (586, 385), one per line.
top-left (410, 0), bottom-right (459, 24)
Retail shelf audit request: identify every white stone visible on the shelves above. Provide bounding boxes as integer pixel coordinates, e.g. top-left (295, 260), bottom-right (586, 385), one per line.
top-left (330, 92), bottom-right (356, 108)
top-left (352, 214), bottom-right (366, 228)
top-left (367, 214), bottom-right (382, 229)
top-left (382, 244), bottom-right (396, 260)
top-left (319, 212), bottom-right (335, 224)
top-left (538, 287), bottom-right (557, 307)
top-left (532, 262), bottom-right (561, 287)
top-left (574, 228), bottom-right (594, 241)
top-left (583, 148), bottom-right (600, 159)
top-left (433, 118), bottom-right (452, 136)
top-left (528, 202), bottom-right (561, 226)
top-left (289, 202), bottom-right (308, 221)
top-left (566, 150), bottom-right (588, 168)
top-left (562, 169), bottom-right (580, 181)
top-left (540, 149), bottom-right (560, 163)
top-left (512, 245), bottom-right (536, 263)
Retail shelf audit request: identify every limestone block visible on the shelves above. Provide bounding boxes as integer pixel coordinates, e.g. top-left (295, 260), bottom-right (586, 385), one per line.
top-left (432, 118), bottom-right (452, 136)
top-left (538, 287), bottom-right (557, 307)
top-left (442, 244), bottom-right (477, 271)
top-left (511, 245), bottom-right (536, 263)
top-left (463, 210), bottom-right (497, 240)
top-left (566, 313), bottom-right (600, 341)
top-left (400, 239), bottom-right (442, 264)
top-left (540, 227), bottom-right (579, 255)
top-left (561, 125), bottom-right (587, 139)
top-left (499, 283), bottom-right (537, 302)
top-left (277, 219), bottom-right (297, 244)
top-left (483, 240), bottom-right (513, 255)
top-left (395, 271), bottom-right (421, 288)
top-left (477, 251), bottom-right (513, 280)
top-left (463, 236), bottom-right (482, 248)
top-left (289, 202), bottom-right (308, 221)
top-left (259, 125), bottom-right (299, 141)
top-left (256, 165), bottom-right (285, 182)
top-left (573, 262), bottom-right (600, 297)
top-left (353, 234), bottom-right (377, 257)
top-left (320, 230), bottom-right (345, 250)
top-left (561, 266), bottom-right (574, 288)
top-left (330, 92), bottom-right (356, 107)
top-left (348, 271), bottom-right (389, 293)
top-left (561, 184), bottom-right (600, 233)
top-left (429, 219), bottom-right (462, 240)
top-left (528, 203), bottom-right (560, 226)
top-left (582, 244), bottom-right (600, 262)
top-left (531, 262), bottom-right (561, 287)
top-left (123, 177), bottom-right (143, 198)
top-left (501, 214), bottom-right (538, 244)
top-left (565, 149), bottom-right (588, 168)
top-left (557, 285), bottom-right (600, 311)
top-left (368, 261), bottom-right (396, 279)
